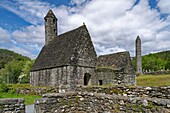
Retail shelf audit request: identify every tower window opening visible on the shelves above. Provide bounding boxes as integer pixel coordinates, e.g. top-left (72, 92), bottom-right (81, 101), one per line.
top-left (53, 19), bottom-right (55, 23)
top-left (54, 29), bottom-right (56, 33)
top-left (45, 19), bottom-right (47, 22)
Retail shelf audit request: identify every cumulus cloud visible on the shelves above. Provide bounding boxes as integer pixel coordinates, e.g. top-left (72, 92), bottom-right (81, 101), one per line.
top-left (1, 0), bottom-right (170, 58)
top-left (0, 27), bottom-right (11, 43)
top-left (0, 0), bottom-right (54, 25)
top-left (58, 0), bottom-right (169, 56)
top-left (9, 46), bottom-right (37, 59)
top-left (12, 25), bottom-right (45, 47)
top-left (157, 0), bottom-right (170, 14)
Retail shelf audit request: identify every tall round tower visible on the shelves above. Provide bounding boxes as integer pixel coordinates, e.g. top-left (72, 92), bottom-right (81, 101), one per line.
top-left (136, 36), bottom-right (142, 74)
top-left (44, 9), bottom-right (58, 46)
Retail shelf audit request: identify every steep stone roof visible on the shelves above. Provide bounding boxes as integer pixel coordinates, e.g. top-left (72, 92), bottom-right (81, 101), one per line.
top-left (31, 25), bottom-right (90, 71)
top-left (97, 51), bottom-right (135, 74)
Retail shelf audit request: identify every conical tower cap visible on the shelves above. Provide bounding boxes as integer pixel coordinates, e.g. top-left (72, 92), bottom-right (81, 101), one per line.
top-left (44, 9), bottom-right (57, 19)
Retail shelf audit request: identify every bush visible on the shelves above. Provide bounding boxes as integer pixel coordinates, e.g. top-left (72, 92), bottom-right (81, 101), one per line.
top-left (0, 84), bottom-right (9, 92)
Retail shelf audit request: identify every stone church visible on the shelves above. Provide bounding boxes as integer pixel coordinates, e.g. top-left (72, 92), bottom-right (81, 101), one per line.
top-left (30, 10), bottom-right (136, 87)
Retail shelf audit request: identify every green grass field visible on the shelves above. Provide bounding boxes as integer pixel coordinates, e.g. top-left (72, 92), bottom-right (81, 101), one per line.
top-left (136, 74), bottom-right (170, 86)
top-left (0, 92), bottom-right (41, 105)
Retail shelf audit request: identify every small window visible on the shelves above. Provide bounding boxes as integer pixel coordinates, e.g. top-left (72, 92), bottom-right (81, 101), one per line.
top-left (53, 19), bottom-right (55, 23)
top-left (45, 19), bottom-right (47, 22)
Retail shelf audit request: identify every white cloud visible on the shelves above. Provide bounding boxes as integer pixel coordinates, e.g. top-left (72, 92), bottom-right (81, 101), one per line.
top-left (12, 25), bottom-right (45, 47)
top-left (70, 0), bottom-right (87, 6)
top-left (0, 0), bottom-right (54, 25)
top-left (94, 44), bottom-right (126, 56)
top-left (0, 27), bottom-right (11, 44)
top-left (1, 0), bottom-right (170, 58)
top-left (9, 46), bottom-right (36, 59)
top-left (60, 0), bottom-right (169, 56)
top-left (157, 0), bottom-right (170, 14)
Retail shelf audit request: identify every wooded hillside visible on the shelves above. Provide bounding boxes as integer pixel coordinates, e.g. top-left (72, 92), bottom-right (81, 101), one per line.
top-left (132, 50), bottom-right (170, 71)
top-left (0, 49), bottom-right (34, 84)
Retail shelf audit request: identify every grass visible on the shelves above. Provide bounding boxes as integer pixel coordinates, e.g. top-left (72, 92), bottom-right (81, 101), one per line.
top-left (137, 74), bottom-right (170, 86)
top-left (0, 92), bottom-right (41, 105)
top-left (0, 84), bottom-right (42, 105)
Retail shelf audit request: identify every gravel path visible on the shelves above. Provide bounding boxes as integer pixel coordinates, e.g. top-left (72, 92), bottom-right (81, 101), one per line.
top-left (26, 104), bottom-right (34, 113)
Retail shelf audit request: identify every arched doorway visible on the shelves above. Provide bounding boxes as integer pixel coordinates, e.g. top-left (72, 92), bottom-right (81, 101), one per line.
top-left (84, 73), bottom-right (91, 85)
top-left (98, 80), bottom-right (103, 85)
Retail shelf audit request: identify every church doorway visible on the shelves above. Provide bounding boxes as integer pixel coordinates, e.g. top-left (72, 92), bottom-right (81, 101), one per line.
top-left (99, 80), bottom-right (103, 85)
top-left (84, 73), bottom-right (91, 85)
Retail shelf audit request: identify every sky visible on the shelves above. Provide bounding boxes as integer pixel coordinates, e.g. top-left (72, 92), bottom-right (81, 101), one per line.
top-left (0, 0), bottom-right (170, 59)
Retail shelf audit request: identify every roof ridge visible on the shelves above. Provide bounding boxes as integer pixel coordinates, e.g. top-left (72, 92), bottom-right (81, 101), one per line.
top-left (99, 51), bottom-right (129, 57)
top-left (58, 24), bottom-right (86, 37)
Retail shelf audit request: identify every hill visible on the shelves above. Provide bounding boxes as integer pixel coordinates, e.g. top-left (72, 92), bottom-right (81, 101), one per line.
top-left (0, 49), bottom-right (33, 84)
top-left (132, 50), bottom-right (170, 71)
top-left (0, 49), bottom-right (30, 69)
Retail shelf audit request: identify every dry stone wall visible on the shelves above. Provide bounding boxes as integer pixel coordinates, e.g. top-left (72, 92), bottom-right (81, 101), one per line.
top-left (16, 85), bottom-right (170, 99)
top-left (0, 98), bottom-right (25, 113)
top-left (35, 91), bottom-right (170, 113)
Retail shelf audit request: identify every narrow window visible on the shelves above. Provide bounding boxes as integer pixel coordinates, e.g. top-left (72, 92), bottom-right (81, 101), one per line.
top-left (45, 19), bottom-right (47, 22)
top-left (54, 29), bottom-right (56, 33)
top-left (53, 19), bottom-right (55, 23)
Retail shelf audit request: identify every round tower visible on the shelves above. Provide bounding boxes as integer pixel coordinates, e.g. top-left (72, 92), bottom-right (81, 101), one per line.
top-left (44, 9), bottom-right (58, 46)
top-left (136, 36), bottom-right (142, 74)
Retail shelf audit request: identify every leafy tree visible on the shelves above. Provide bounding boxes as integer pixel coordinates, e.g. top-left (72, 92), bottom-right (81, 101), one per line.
top-left (1, 60), bottom-right (25, 83)
top-left (0, 49), bottom-right (33, 84)
top-left (132, 50), bottom-right (170, 72)
top-left (19, 60), bottom-right (35, 83)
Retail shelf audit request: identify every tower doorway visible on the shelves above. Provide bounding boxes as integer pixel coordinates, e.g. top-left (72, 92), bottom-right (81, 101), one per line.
top-left (84, 73), bottom-right (91, 85)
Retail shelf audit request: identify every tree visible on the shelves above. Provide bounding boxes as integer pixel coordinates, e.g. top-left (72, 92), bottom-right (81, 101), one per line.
top-left (0, 60), bottom-right (25, 84)
top-left (19, 60), bottom-right (34, 83)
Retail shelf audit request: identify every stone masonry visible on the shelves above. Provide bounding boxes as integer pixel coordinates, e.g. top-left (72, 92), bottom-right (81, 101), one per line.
top-left (136, 36), bottom-right (142, 74)
top-left (34, 86), bottom-right (170, 113)
top-left (0, 98), bottom-right (25, 113)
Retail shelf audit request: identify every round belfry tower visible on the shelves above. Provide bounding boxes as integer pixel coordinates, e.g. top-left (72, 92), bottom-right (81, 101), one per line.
top-left (136, 36), bottom-right (142, 74)
top-left (44, 9), bottom-right (58, 46)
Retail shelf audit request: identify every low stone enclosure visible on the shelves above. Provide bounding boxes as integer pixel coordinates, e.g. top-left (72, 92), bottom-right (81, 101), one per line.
top-left (34, 86), bottom-right (170, 113)
top-left (0, 98), bottom-right (25, 113)
top-left (1, 86), bottom-right (170, 113)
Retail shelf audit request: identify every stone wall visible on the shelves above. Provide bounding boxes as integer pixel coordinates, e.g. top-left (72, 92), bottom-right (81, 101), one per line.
top-left (30, 66), bottom-right (95, 88)
top-left (16, 85), bottom-right (170, 99)
top-left (35, 91), bottom-right (170, 113)
top-left (96, 51), bottom-right (136, 86)
top-left (76, 86), bottom-right (170, 99)
top-left (0, 98), bottom-right (25, 113)
top-left (95, 68), bottom-right (135, 85)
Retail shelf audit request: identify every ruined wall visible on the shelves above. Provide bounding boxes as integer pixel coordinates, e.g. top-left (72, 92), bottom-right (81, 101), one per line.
top-left (30, 66), bottom-right (95, 88)
top-left (0, 98), bottom-right (25, 113)
top-left (35, 90), bottom-right (170, 113)
top-left (96, 51), bottom-right (136, 86)
top-left (95, 68), bottom-right (135, 85)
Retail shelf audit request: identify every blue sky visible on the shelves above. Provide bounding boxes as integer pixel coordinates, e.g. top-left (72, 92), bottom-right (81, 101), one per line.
top-left (0, 0), bottom-right (170, 59)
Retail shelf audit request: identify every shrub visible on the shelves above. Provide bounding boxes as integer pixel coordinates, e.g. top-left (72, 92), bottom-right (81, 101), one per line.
top-left (0, 84), bottom-right (9, 92)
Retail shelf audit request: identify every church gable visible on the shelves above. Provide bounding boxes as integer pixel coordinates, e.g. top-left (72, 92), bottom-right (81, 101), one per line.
top-left (72, 25), bottom-right (97, 67)
top-left (31, 25), bottom-right (96, 71)
top-left (97, 51), bottom-right (134, 74)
